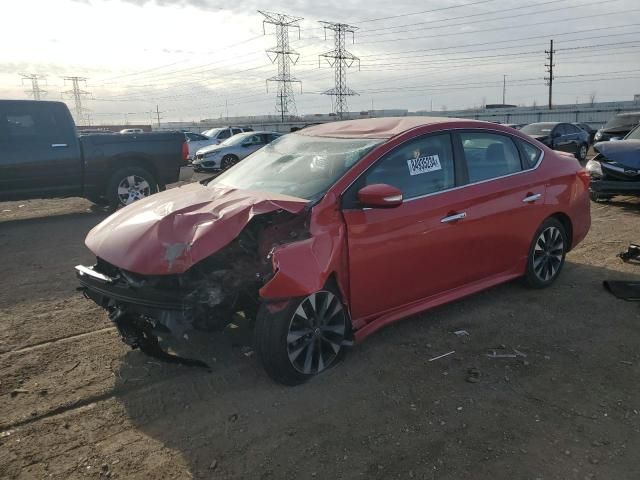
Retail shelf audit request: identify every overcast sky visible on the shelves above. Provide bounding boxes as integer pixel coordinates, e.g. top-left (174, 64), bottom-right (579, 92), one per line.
top-left (1, 0), bottom-right (639, 124)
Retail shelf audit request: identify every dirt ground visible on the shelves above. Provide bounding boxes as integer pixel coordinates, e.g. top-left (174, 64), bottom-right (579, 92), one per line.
top-left (1, 179), bottom-right (639, 479)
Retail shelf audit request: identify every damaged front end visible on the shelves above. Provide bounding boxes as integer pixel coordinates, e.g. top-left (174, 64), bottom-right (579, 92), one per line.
top-left (587, 140), bottom-right (640, 199)
top-left (77, 205), bottom-right (311, 366)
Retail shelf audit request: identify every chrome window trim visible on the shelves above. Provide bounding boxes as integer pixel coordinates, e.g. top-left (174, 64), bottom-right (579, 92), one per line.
top-left (341, 127), bottom-right (544, 208)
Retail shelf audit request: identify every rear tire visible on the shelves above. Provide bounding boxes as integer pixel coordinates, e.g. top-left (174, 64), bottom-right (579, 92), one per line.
top-left (106, 166), bottom-right (158, 209)
top-left (254, 286), bottom-right (349, 385)
top-left (523, 218), bottom-right (568, 289)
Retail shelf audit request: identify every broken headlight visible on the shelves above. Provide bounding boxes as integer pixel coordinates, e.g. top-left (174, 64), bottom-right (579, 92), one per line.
top-left (585, 159), bottom-right (603, 177)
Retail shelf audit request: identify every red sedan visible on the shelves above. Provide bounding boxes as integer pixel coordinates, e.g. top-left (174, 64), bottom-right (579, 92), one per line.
top-left (76, 117), bottom-right (591, 385)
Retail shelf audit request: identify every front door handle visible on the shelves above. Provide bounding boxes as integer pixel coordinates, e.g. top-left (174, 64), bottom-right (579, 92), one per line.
top-left (441, 212), bottom-right (467, 224)
top-left (51, 143), bottom-right (68, 148)
top-left (522, 193), bottom-right (542, 203)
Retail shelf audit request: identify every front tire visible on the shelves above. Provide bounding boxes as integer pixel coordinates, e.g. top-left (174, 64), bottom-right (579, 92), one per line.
top-left (523, 218), bottom-right (568, 289)
top-left (221, 154), bottom-right (239, 170)
top-left (254, 287), bottom-right (349, 385)
top-left (106, 166), bottom-right (158, 209)
top-left (590, 191), bottom-right (612, 202)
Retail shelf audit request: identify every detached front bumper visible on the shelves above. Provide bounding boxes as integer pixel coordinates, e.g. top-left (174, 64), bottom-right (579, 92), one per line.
top-left (75, 265), bottom-right (183, 311)
top-left (590, 179), bottom-right (640, 196)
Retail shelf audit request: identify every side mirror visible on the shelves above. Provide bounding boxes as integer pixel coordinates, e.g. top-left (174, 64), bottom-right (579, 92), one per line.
top-left (357, 184), bottom-right (403, 208)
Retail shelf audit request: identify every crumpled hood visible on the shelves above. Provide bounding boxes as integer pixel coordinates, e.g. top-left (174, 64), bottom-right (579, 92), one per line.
top-left (594, 140), bottom-right (640, 169)
top-left (85, 183), bottom-right (308, 275)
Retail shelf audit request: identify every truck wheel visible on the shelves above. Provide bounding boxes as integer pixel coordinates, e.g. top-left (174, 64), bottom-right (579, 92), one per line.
top-left (107, 167), bottom-right (158, 209)
top-left (254, 286), bottom-right (350, 385)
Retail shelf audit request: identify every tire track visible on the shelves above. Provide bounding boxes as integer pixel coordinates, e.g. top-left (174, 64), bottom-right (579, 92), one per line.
top-left (0, 327), bottom-right (116, 358)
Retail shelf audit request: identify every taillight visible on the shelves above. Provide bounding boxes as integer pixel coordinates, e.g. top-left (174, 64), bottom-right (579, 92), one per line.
top-left (181, 141), bottom-right (189, 165)
top-left (577, 168), bottom-right (591, 189)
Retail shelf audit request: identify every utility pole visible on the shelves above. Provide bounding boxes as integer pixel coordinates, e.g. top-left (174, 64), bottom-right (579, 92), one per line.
top-left (319, 21), bottom-right (360, 119)
top-left (20, 73), bottom-right (46, 100)
top-left (545, 39), bottom-right (555, 110)
top-left (155, 104), bottom-right (163, 127)
top-left (259, 10), bottom-right (303, 123)
top-left (62, 76), bottom-right (90, 124)
top-left (502, 75), bottom-right (507, 105)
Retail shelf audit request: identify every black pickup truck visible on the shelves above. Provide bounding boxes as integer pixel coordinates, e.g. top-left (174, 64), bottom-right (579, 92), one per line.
top-left (0, 100), bottom-right (188, 208)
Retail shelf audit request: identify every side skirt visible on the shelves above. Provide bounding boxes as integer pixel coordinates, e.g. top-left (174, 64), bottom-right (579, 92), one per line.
top-left (352, 270), bottom-right (523, 343)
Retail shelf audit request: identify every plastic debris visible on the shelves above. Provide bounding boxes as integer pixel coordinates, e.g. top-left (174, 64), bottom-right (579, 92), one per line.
top-left (453, 330), bottom-right (469, 337)
top-left (428, 351), bottom-right (455, 362)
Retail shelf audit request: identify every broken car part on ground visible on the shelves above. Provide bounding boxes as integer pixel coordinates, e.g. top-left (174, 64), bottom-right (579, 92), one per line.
top-left (76, 117), bottom-right (591, 385)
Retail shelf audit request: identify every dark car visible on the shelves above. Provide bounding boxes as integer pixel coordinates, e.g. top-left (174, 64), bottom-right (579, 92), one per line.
top-left (0, 100), bottom-right (188, 208)
top-left (521, 122), bottom-right (590, 161)
top-left (76, 117), bottom-right (591, 385)
top-left (573, 122), bottom-right (597, 144)
top-left (594, 112), bottom-right (640, 142)
top-left (587, 124), bottom-right (640, 201)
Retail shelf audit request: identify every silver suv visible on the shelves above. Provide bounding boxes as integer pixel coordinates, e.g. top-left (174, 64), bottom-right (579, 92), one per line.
top-left (201, 126), bottom-right (253, 144)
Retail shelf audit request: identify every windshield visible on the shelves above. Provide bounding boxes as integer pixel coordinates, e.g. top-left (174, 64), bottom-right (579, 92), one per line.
top-left (604, 114), bottom-right (640, 131)
top-left (625, 125), bottom-right (640, 140)
top-left (220, 132), bottom-right (253, 146)
top-left (208, 134), bottom-right (382, 200)
top-left (521, 123), bottom-right (556, 136)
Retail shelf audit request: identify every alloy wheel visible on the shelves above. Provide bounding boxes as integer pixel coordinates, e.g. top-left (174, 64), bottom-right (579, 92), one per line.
top-left (532, 226), bottom-right (565, 282)
top-left (286, 291), bottom-right (347, 375)
top-left (117, 175), bottom-right (151, 205)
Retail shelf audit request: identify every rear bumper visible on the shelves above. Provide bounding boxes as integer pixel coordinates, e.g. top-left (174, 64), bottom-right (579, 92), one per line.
top-left (590, 179), bottom-right (640, 195)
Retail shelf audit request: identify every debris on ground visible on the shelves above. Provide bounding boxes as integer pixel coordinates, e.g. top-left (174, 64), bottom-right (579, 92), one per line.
top-left (603, 280), bottom-right (640, 301)
top-left (466, 367), bottom-right (481, 383)
top-left (428, 350), bottom-right (455, 362)
top-left (453, 330), bottom-right (470, 337)
top-left (618, 243), bottom-right (640, 264)
top-left (10, 388), bottom-right (29, 397)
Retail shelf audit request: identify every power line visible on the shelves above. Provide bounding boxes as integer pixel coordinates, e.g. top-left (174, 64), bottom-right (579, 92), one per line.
top-left (62, 76), bottom-right (91, 123)
top-left (20, 73), bottom-right (46, 100)
top-left (355, 0), bottom-right (498, 23)
top-left (259, 10), bottom-right (303, 121)
top-left (319, 21), bottom-right (360, 119)
top-left (545, 39), bottom-right (555, 110)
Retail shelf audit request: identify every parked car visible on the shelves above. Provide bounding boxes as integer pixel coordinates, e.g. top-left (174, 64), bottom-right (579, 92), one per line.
top-left (503, 123), bottom-right (527, 130)
top-left (0, 100), bottom-right (188, 208)
top-left (586, 124), bottom-right (640, 201)
top-left (184, 131), bottom-right (218, 160)
top-left (593, 112), bottom-right (640, 142)
top-left (572, 122), bottom-right (597, 144)
top-left (192, 131), bottom-right (282, 171)
top-left (201, 126), bottom-right (253, 144)
top-left (120, 128), bottom-right (144, 134)
top-left (75, 117), bottom-right (591, 385)
top-left (521, 122), bottom-right (590, 161)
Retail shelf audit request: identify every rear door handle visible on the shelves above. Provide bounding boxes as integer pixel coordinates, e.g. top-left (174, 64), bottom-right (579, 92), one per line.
top-left (441, 212), bottom-right (467, 223)
top-left (522, 193), bottom-right (542, 203)
top-left (51, 143), bottom-right (68, 148)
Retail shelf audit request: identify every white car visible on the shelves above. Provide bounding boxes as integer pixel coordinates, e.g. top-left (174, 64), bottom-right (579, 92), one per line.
top-left (184, 132), bottom-right (218, 160)
top-left (200, 126), bottom-right (253, 145)
top-left (120, 128), bottom-right (144, 134)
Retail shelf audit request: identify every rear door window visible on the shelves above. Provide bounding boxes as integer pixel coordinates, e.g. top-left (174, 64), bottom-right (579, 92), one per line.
top-left (460, 132), bottom-right (522, 183)
top-left (362, 133), bottom-right (455, 199)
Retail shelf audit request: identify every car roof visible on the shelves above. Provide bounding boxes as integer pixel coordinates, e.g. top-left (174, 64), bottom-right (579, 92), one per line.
top-left (617, 112), bottom-right (640, 117)
top-left (297, 116), bottom-right (506, 139)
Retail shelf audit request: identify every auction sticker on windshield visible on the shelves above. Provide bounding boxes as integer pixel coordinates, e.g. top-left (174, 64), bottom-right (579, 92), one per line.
top-left (407, 155), bottom-right (442, 176)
